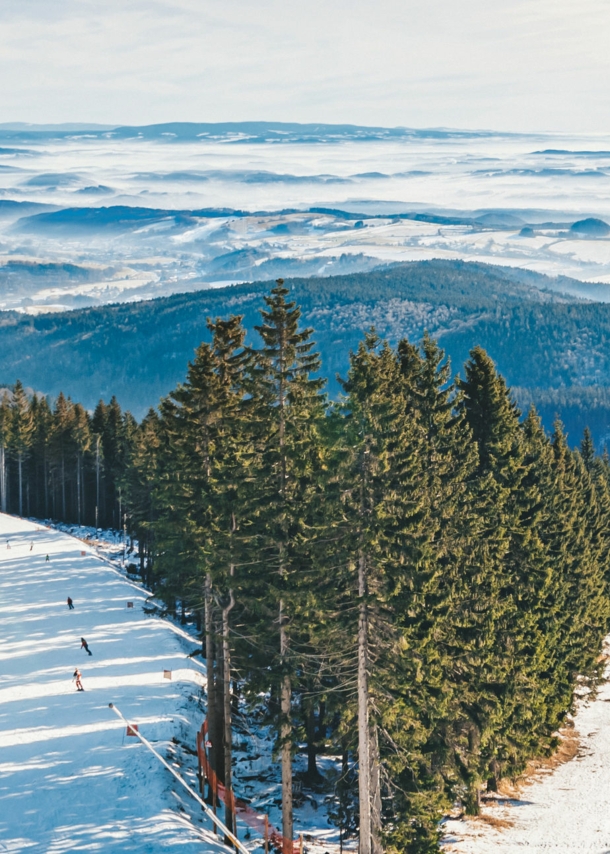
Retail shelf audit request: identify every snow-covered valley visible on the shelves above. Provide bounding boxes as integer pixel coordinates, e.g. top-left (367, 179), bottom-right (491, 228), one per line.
top-left (4, 125), bottom-right (610, 311)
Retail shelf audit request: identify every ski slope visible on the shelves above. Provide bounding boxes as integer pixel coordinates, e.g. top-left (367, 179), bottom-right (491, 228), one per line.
top-left (0, 513), bottom-right (230, 853)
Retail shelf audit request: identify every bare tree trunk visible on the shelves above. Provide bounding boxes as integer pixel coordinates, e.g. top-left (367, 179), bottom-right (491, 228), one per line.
top-left (18, 451), bottom-right (23, 517)
top-left (44, 456), bottom-right (48, 518)
top-left (80, 455), bottom-right (85, 522)
top-left (357, 551), bottom-right (371, 854)
top-left (215, 611), bottom-right (226, 783)
top-left (222, 587), bottom-right (236, 842)
top-left (370, 725), bottom-right (382, 854)
top-left (0, 445), bottom-right (6, 513)
top-left (76, 452), bottom-right (82, 525)
top-left (280, 599), bottom-right (293, 853)
top-left (204, 574), bottom-right (218, 797)
top-left (306, 699), bottom-right (319, 781)
top-left (61, 454), bottom-right (66, 520)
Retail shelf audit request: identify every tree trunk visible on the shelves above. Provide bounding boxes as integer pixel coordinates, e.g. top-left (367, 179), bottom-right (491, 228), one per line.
top-left (18, 451), bottom-right (23, 517)
top-left (222, 588), bottom-right (236, 842)
top-left (370, 725), bottom-right (382, 854)
top-left (357, 551), bottom-right (371, 854)
top-left (76, 452), bottom-right (82, 526)
top-left (204, 575), bottom-right (218, 802)
top-left (215, 611), bottom-right (226, 783)
top-left (306, 700), bottom-right (319, 782)
top-left (280, 600), bottom-right (293, 854)
top-left (43, 456), bottom-right (48, 518)
top-left (0, 445), bottom-right (6, 513)
top-left (80, 455), bottom-right (85, 522)
top-left (61, 454), bottom-right (66, 520)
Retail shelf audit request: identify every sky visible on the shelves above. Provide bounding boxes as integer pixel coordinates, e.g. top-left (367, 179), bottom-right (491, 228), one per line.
top-left (0, 0), bottom-right (609, 133)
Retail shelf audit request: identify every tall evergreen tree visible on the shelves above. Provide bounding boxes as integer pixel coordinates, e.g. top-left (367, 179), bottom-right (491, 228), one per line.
top-left (11, 381), bottom-right (33, 517)
top-left (246, 279), bottom-right (326, 850)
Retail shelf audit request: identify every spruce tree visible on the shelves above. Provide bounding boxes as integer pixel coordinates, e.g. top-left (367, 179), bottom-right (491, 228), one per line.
top-left (246, 279), bottom-right (326, 850)
top-left (0, 393), bottom-right (11, 513)
top-left (11, 381), bottom-right (33, 517)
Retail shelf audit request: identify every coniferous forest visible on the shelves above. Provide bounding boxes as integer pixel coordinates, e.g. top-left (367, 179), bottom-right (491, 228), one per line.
top-left (2, 280), bottom-right (610, 853)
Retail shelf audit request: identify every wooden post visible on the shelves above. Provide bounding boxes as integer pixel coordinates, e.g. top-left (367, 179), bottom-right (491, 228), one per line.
top-left (300, 833), bottom-right (303, 854)
top-left (264, 815), bottom-right (269, 854)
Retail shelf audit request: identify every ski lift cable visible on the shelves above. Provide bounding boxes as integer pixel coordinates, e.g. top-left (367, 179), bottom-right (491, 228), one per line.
top-left (108, 703), bottom-right (249, 854)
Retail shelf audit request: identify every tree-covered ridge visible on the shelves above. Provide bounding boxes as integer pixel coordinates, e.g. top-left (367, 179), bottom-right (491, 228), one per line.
top-left (5, 279), bottom-right (606, 853)
top-left (1, 259), bottom-right (610, 444)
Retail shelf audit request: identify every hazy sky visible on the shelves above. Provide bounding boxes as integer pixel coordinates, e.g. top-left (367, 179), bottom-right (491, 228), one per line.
top-left (1, 0), bottom-right (609, 132)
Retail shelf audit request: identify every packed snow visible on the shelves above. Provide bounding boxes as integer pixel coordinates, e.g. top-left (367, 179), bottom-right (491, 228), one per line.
top-left (0, 514), bottom-right (343, 853)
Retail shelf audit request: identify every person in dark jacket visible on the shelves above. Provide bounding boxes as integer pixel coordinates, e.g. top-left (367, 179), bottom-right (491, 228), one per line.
top-left (81, 637), bottom-right (92, 656)
top-left (67, 597), bottom-right (74, 610)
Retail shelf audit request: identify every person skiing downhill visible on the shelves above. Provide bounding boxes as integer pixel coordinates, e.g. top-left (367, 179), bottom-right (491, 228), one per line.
top-left (67, 597), bottom-right (74, 610)
top-left (73, 669), bottom-right (84, 691)
top-left (81, 637), bottom-right (92, 656)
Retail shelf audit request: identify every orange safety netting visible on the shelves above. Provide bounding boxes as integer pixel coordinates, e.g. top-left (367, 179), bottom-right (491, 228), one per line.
top-left (197, 720), bottom-right (296, 854)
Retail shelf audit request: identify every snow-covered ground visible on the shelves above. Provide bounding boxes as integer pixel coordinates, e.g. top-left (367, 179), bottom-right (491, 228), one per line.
top-left (0, 514), bottom-right (344, 853)
top-left (443, 683), bottom-right (610, 852)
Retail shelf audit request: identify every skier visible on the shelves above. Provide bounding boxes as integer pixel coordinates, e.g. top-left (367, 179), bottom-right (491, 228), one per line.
top-left (73, 668), bottom-right (84, 691)
top-left (67, 596), bottom-right (74, 610)
top-left (29, 542), bottom-right (33, 551)
top-left (45, 554), bottom-right (50, 562)
top-left (81, 637), bottom-right (92, 656)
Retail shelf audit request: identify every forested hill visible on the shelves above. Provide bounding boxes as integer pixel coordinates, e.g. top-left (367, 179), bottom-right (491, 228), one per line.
top-left (0, 258), bottom-right (609, 443)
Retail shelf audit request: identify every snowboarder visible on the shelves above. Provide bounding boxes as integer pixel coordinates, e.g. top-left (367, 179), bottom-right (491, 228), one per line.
top-left (81, 637), bottom-right (92, 656)
top-left (29, 542), bottom-right (33, 551)
top-left (67, 596), bottom-right (74, 610)
top-left (73, 669), bottom-right (84, 691)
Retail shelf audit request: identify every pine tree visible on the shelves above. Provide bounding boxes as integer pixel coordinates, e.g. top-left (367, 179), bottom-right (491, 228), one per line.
top-left (580, 426), bottom-right (595, 472)
top-left (11, 381), bottom-right (33, 517)
top-left (0, 393), bottom-right (11, 513)
top-left (246, 280), bottom-right (326, 850)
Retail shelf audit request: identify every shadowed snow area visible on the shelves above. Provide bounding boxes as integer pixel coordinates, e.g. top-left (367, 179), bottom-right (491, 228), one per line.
top-left (443, 675), bottom-right (610, 852)
top-left (0, 513), bottom-right (226, 853)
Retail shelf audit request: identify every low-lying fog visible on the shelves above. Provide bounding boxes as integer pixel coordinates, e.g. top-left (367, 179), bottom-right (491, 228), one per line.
top-left (1, 123), bottom-right (610, 311)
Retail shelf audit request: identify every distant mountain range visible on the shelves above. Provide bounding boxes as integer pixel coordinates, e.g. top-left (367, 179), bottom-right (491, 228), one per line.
top-left (0, 259), bottom-right (608, 446)
top-left (0, 121), bottom-right (510, 143)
